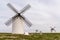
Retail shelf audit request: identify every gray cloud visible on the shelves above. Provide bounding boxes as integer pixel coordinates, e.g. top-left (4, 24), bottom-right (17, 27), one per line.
top-left (0, 0), bottom-right (60, 32)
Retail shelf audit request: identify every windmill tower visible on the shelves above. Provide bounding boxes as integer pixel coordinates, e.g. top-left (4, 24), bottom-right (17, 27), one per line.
top-left (5, 3), bottom-right (32, 34)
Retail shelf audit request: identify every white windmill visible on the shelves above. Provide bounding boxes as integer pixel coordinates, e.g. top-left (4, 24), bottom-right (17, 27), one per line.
top-left (5, 3), bottom-right (32, 34)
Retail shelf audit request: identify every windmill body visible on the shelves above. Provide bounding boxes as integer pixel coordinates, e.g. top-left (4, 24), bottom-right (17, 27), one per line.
top-left (5, 3), bottom-right (32, 34)
top-left (12, 17), bottom-right (24, 34)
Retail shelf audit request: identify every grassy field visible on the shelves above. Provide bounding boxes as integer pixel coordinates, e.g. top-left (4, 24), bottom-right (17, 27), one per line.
top-left (0, 33), bottom-right (60, 40)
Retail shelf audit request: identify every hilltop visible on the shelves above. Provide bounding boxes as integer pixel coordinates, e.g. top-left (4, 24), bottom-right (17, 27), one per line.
top-left (0, 33), bottom-right (60, 40)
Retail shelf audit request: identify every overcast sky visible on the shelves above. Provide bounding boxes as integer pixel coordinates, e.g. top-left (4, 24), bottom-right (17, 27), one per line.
top-left (0, 0), bottom-right (60, 33)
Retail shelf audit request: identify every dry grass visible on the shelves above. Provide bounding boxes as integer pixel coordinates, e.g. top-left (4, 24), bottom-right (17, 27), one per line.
top-left (0, 33), bottom-right (60, 40)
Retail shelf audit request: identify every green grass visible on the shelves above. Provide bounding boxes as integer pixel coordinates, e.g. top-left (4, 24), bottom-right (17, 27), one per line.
top-left (0, 33), bottom-right (60, 40)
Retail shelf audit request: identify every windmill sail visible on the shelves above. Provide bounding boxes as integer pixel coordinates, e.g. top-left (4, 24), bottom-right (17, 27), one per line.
top-left (20, 4), bottom-right (31, 14)
top-left (5, 3), bottom-right (32, 27)
top-left (5, 14), bottom-right (18, 26)
top-left (7, 3), bottom-right (18, 13)
top-left (21, 15), bottom-right (32, 27)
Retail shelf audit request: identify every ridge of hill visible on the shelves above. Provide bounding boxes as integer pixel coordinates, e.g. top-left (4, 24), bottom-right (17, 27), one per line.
top-left (0, 33), bottom-right (60, 40)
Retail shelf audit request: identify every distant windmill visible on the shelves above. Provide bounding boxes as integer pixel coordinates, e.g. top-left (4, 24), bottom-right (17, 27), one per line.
top-left (5, 3), bottom-right (32, 34)
top-left (50, 25), bottom-right (56, 33)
